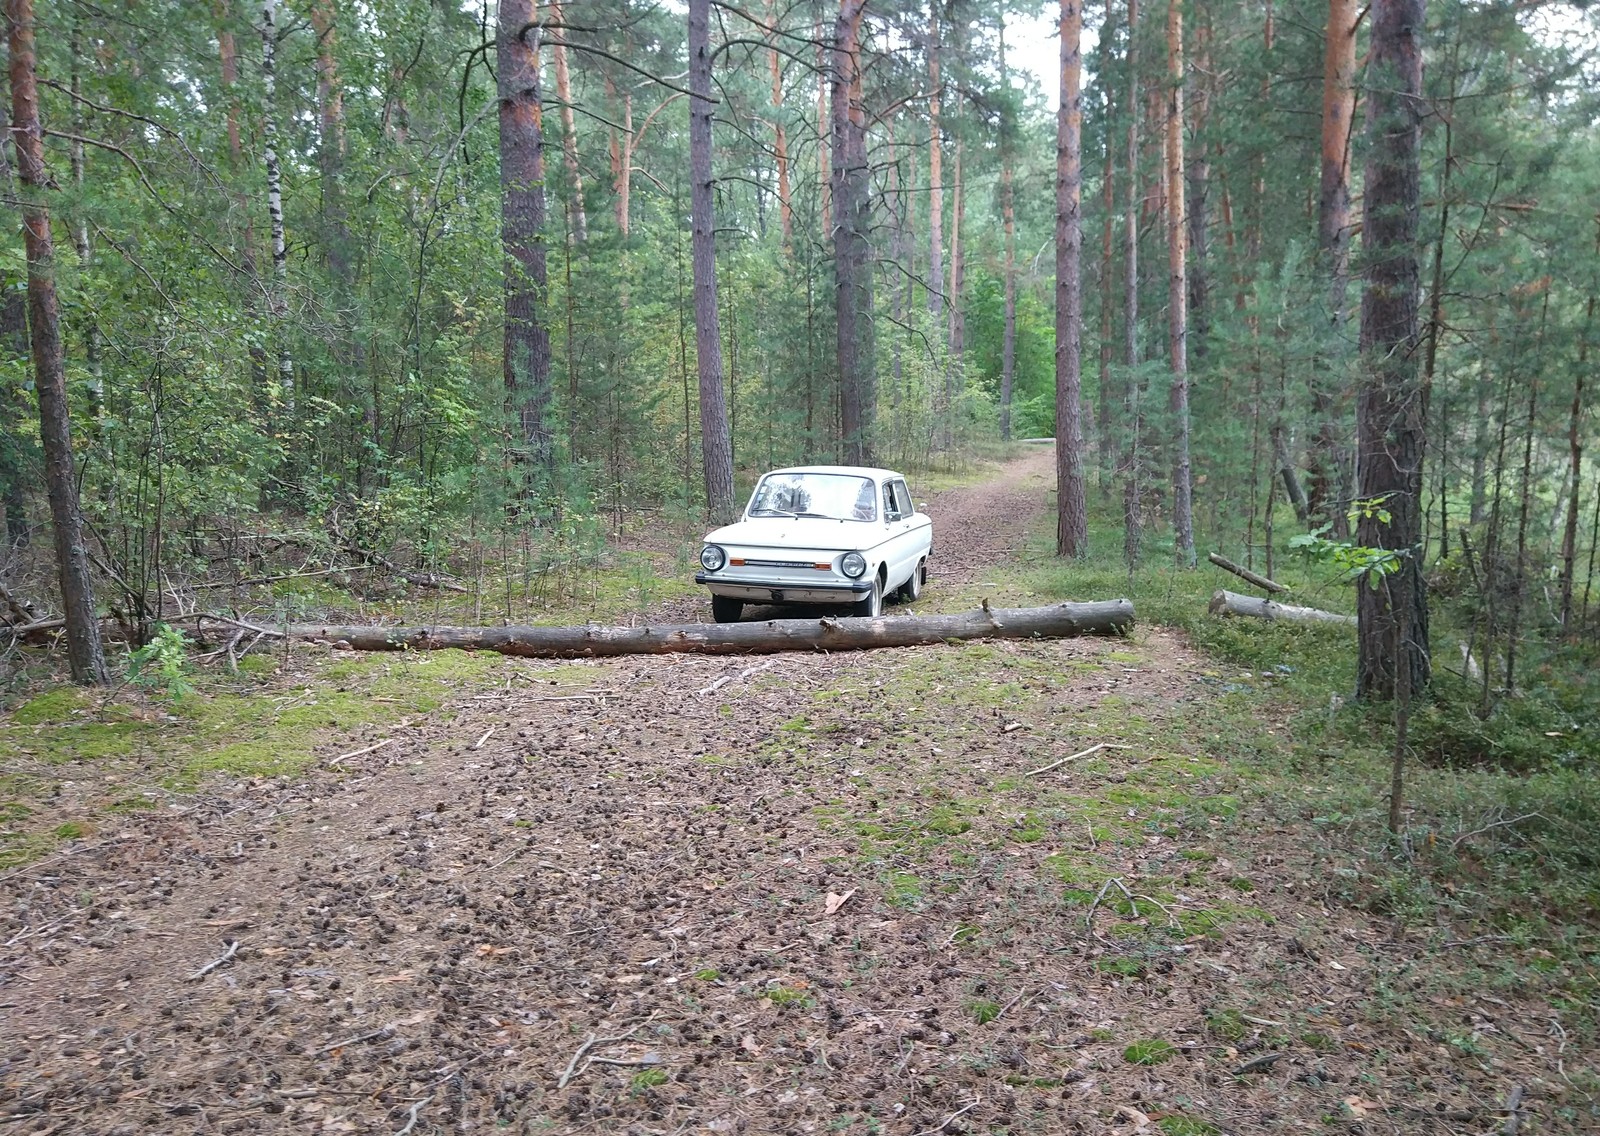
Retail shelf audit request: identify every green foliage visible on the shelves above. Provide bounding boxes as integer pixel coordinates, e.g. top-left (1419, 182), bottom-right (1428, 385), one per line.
top-left (127, 624), bottom-right (194, 702)
top-left (1122, 1039), bottom-right (1176, 1066)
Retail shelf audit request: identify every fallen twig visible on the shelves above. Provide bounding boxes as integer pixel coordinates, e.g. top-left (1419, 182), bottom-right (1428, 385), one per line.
top-left (1026, 743), bottom-right (1132, 777)
top-left (310, 1024), bottom-right (397, 1057)
top-left (472, 727), bottom-right (496, 750)
top-left (1450, 812), bottom-right (1544, 853)
top-left (188, 939), bottom-right (241, 981)
top-left (1231, 1052), bottom-right (1285, 1075)
top-left (392, 1095), bottom-right (433, 1136)
top-left (557, 1034), bottom-right (599, 1090)
top-left (331, 738), bottom-right (393, 765)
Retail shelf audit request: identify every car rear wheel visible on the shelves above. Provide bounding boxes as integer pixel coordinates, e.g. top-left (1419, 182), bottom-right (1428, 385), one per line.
top-left (852, 576), bottom-right (883, 618)
top-left (897, 559), bottom-right (926, 603)
top-left (711, 596), bottom-right (743, 623)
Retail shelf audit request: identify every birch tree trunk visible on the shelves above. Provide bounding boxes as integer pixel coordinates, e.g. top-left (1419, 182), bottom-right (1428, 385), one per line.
top-left (1165, 0), bottom-right (1195, 566)
top-left (6, 0), bottom-right (108, 684)
top-left (260, 0), bottom-right (294, 415)
top-left (1055, 0), bottom-right (1088, 558)
top-left (549, 2), bottom-right (587, 243)
top-left (1559, 226), bottom-right (1595, 632)
top-left (1356, 0), bottom-right (1429, 701)
top-left (688, 0), bottom-right (735, 522)
top-left (216, 0), bottom-right (267, 395)
top-left (498, 0), bottom-right (555, 475)
top-left (943, 139), bottom-right (964, 450)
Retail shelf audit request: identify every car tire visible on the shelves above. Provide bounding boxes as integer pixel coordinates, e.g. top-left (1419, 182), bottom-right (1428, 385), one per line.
top-left (711, 596), bottom-right (743, 624)
top-left (897, 559), bottom-right (926, 603)
top-left (852, 576), bottom-right (883, 618)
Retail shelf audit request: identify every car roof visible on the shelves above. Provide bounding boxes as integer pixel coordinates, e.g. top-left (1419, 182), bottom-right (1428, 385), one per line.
top-left (761, 465), bottom-right (905, 481)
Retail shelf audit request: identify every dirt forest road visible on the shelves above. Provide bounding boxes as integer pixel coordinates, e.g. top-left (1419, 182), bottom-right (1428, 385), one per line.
top-left (2, 452), bottom-right (1568, 1135)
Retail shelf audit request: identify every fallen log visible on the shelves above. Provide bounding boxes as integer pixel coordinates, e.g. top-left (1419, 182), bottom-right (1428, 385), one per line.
top-left (1208, 589), bottom-right (1354, 626)
top-left (1206, 552), bottom-right (1288, 595)
top-left (276, 599), bottom-right (1135, 659)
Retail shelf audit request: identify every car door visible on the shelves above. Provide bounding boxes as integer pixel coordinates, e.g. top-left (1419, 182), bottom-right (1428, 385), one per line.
top-left (894, 479), bottom-right (931, 566)
top-left (880, 479), bottom-right (916, 589)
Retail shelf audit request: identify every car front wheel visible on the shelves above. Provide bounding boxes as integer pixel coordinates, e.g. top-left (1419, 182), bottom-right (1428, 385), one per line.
top-left (711, 596), bottom-right (744, 623)
top-left (898, 559), bottom-right (926, 603)
top-left (852, 576), bottom-right (883, 618)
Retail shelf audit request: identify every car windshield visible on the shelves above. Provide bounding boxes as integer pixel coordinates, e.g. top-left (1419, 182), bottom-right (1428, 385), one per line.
top-left (748, 472), bottom-right (877, 522)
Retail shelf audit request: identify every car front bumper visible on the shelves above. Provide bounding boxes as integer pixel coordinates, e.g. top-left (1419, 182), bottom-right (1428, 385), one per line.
top-left (694, 573), bottom-right (873, 604)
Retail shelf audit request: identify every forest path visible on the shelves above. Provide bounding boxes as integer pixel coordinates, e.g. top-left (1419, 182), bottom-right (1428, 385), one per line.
top-left (2, 452), bottom-right (1557, 1134)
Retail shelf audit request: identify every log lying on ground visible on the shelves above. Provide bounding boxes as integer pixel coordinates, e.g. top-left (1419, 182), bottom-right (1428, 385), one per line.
top-left (1208, 589), bottom-right (1354, 626)
top-left (1206, 552), bottom-right (1288, 594)
top-left (276, 600), bottom-right (1135, 659)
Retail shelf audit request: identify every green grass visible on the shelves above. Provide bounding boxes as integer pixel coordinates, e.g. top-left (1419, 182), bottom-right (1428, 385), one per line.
top-left (1, 647), bottom-right (538, 866)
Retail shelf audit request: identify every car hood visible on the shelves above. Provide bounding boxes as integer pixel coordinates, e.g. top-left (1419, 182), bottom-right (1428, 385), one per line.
top-left (703, 516), bottom-right (873, 550)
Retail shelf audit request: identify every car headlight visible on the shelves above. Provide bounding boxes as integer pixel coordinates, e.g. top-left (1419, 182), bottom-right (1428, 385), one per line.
top-left (840, 551), bottom-right (867, 578)
top-left (700, 544), bottom-right (726, 571)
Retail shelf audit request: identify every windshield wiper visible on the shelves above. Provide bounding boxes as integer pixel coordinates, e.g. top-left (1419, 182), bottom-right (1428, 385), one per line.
top-left (751, 507), bottom-right (796, 518)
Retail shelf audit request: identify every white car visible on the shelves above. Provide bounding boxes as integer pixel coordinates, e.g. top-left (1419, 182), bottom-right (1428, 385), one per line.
top-left (695, 466), bottom-right (933, 622)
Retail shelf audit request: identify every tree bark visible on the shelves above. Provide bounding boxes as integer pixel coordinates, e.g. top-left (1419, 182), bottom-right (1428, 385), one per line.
top-left (831, 0), bottom-right (873, 464)
top-left (926, 20), bottom-right (944, 327)
top-left (215, 0), bottom-right (267, 396)
top-left (1559, 224), bottom-right (1596, 632)
top-left (6, 0), bottom-right (108, 684)
top-left (1208, 589), bottom-right (1355, 626)
top-left (1356, 0), bottom-right (1429, 701)
top-left (0, 34), bottom-right (30, 547)
top-left (943, 138), bottom-right (964, 449)
top-left (1165, 0), bottom-right (1195, 566)
top-left (275, 600), bottom-right (1137, 658)
top-left (1185, 10), bottom-right (1211, 365)
top-left (499, 0), bottom-right (555, 475)
top-left (1318, 0), bottom-right (1358, 321)
top-left (1055, 0), bottom-right (1088, 558)
top-left (688, 0), bottom-right (736, 522)
top-left (549, 2), bottom-right (587, 243)
top-left (260, 0), bottom-right (294, 415)
top-left (1206, 552), bottom-right (1288, 594)
top-left (767, 4), bottom-right (793, 254)
top-left (1121, 0), bottom-right (1141, 568)
top-left (1309, 0), bottom-right (1360, 533)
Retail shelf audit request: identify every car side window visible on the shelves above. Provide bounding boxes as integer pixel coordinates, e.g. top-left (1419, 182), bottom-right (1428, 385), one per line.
top-left (882, 483), bottom-right (901, 521)
top-left (892, 481), bottom-right (913, 517)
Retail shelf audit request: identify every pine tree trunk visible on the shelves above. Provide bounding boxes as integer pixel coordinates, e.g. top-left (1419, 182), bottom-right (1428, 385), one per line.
top-left (6, 0), bottom-right (107, 684)
top-left (1121, 0), bottom-right (1142, 568)
top-left (260, 0), bottom-right (294, 415)
top-left (688, 0), bottom-right (735, 522)
top-left (1318, 0), bottom-right (1358, 318)
top-left (1185, 13), bottom-right (1211, 366)
top-left (926, 23), bottom-right (944, 328)
top-left (1165, 0), bottom-right (1195, 566)
top-left (1055, 0), bottom-right (1089, 558)
top-left (767, 5), bottom-right (793, 254)
top-left (1310, 0), bottom-right (1360, 533)
top-left (549, 3), bottom-right (587, 243)
top-left (0, 37), bottom-right (30, 548)
top-left (1098, 77), bottom-right (1117, 488)
top-left (831, 0), bottom-right (873, 465)
top-left (1356, 0), bottom-right (1429, 701)
top-left (943, 139), bottom-right (964, 449)
top-left (67, 20), bottom-right (102, 430)
top-left (498, 0), bottom-right (555, 474)
top-left (815, 30), bottom-right (830, 239)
